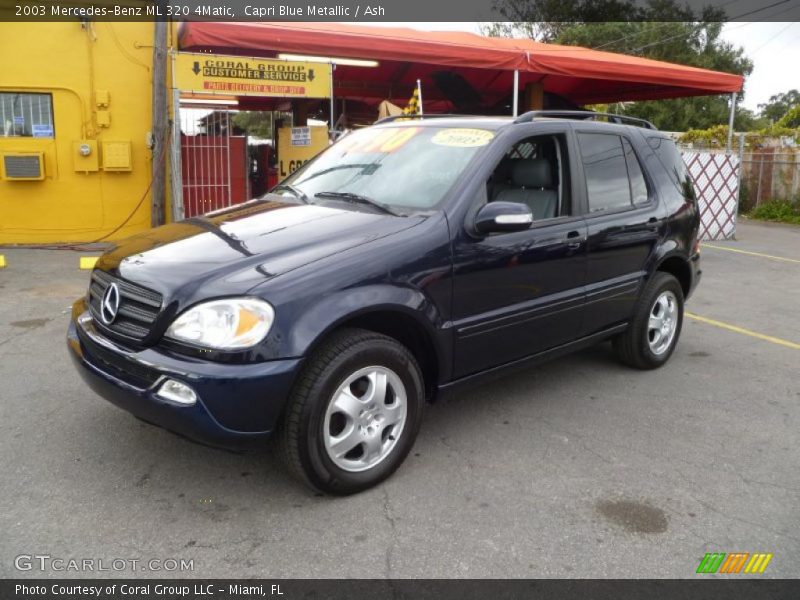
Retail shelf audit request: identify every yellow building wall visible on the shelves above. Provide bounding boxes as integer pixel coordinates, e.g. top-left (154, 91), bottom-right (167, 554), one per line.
top-left (0, 22), bottom-right (156, 244)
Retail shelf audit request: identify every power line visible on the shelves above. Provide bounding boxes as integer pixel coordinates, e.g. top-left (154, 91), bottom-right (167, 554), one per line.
top-left (749, 21), bottom-right (797, 54)
top-left (593, 0), bottom-right (795, 55)
top-left (592, 0), bottom-right (742, 51)
top-left (628, 0), bottom-right (795, 54)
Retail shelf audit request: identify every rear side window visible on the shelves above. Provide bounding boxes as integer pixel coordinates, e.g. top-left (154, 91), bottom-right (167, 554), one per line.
top-left (578, 133), bottom-right (630, 212)
top-left (622, 138), bottom-right (649, 205)
top-left (647, 135), bottom-right (694, 199)
top-left (579, 133), bottom-right (650, 212)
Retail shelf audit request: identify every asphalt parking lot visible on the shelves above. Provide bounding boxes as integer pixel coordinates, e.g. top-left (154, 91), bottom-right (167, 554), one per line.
top-left (1, 219), bottom-right (798, 579)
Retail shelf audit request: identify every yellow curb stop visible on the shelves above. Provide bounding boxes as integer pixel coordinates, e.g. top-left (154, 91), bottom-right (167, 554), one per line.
top-left (0, 255), bottom-right (6, 268)
top-left (79, 256), bottom-right (99, 270)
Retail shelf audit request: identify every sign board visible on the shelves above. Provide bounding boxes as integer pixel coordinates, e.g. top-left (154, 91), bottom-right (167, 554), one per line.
top-left (290, 127), bottom-right (312, 147)
top-left (277, 126), bottom-right (329, 180)
top-left (32, 124), bottom-right (54, 138)
top-left (175, 52), bottom-right (331, 99)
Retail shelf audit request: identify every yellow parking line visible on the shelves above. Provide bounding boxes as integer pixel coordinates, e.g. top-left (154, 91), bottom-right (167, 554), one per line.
top-left (0, 254), bottom-right (6, 268)
top-left (686, 312), bottom-right (800, 350)
top-left (79, 257), bottom-right (99, 270)
top-left (702, 243), bottom-right (800, 264)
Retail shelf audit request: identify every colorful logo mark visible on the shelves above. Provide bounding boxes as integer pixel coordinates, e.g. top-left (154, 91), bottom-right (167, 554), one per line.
top-left (696, 552), bottom-right (773, 574)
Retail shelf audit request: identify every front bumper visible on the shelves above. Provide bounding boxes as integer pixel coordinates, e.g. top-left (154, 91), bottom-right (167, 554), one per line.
top-left (67, 299), bottom-right (301, 449)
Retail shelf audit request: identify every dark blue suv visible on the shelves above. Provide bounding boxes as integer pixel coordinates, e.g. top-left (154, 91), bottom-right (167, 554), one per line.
top-left (68, 112), bottom-right (701, 494)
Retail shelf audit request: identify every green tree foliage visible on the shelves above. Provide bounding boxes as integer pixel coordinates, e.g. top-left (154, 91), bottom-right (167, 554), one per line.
top-left (485, 0), bottom-right (753, 131)
top-left (232, 111), bottom-right (274, 138)
top-left (758, 89), bottom-right (800, 124)
top-left (777, 104), bottom-right (800, 129)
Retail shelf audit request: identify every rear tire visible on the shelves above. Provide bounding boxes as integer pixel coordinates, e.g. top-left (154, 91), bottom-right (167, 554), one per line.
top-left (613, 272), bottom-right (684, 370)
top-left (278, 328), bottom-right (424, 495)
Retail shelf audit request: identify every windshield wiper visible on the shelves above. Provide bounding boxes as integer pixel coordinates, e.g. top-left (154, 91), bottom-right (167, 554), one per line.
top-left (272, 184), bottom-right (311, 204)
top-left (314, 191), bottom-right (400, 216)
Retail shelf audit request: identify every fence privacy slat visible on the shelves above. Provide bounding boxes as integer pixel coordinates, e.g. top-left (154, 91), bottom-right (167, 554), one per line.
top-left (683, 151), bottom-right (739, 241)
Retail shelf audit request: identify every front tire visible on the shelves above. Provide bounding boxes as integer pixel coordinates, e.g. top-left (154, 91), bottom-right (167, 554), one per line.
top-left (613, 272), bottom-right (684, 369)
top-left (278, 328), bottom-right (424, 495)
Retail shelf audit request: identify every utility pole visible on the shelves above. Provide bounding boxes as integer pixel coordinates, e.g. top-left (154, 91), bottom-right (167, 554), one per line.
top-left (150, 20), bottom-right (168, 227)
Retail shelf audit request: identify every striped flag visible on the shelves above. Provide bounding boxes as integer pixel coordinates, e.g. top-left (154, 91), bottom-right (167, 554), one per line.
top-left (402, 87), bottom-right (420, 115)
top-left (402, 80), bottom-right (423, 116)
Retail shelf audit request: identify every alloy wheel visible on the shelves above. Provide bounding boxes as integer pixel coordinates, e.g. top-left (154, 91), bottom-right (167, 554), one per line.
top-left (647, 290), bottom-right (679, 355)
top-left (322, 366), bottom-right (408, 473)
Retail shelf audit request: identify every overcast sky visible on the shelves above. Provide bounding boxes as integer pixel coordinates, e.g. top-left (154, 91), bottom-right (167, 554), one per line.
top-left (723, 22), bottom-right (799, 110)
top-left (367, 21), bottom-right (800, 113)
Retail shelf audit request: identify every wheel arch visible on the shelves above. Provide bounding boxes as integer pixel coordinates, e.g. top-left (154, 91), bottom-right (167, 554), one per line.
top-left (284, 285), bottom-right (449, 401)
top-left (653, 253), bottom-right (692, 298)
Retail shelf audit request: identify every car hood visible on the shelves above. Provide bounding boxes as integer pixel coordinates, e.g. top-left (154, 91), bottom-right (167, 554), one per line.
top-left (96, 199), bottom-right (424, 300)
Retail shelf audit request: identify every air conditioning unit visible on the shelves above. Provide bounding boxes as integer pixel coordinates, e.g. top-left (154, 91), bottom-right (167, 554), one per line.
top-left (2, 152), bottom-right (45, 181)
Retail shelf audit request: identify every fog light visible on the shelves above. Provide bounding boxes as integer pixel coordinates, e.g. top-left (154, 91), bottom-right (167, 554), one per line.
top-left (156, 379), bottom-right (197, 405)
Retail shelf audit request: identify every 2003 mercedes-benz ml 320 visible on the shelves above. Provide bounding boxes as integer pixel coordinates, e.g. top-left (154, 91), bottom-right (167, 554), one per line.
top-left (68, 111), bottom-right (701, 494)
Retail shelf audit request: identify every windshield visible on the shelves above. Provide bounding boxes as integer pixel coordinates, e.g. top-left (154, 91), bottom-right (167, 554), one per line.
top-left (277, 126), bottom-right (495, 213)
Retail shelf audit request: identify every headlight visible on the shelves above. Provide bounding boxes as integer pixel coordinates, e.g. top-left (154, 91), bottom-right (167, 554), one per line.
top-left (165, 298), bottom-right (275, 350)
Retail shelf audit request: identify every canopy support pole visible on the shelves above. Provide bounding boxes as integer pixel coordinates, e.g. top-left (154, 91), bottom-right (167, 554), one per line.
top-left (329, 63), bottom-right (335, 137)
top-left (726, 92), bottom-right (737, 154)
top-left (512, 70), bottom-right (519, 117)
top-left (417, 79), bottom-right (423, 116)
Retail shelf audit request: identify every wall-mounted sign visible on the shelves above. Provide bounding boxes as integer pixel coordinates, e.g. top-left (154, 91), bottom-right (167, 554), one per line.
top-left (277, 126), bottom-right (329, 180)
top-left (290, 127), bottom-right (311, 147)
top-left (175, 52), bottom-right (331, 99)
top-left (32, 124), bottom-right (54, 138)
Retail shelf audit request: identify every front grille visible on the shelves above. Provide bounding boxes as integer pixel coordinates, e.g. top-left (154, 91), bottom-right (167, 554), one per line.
top-left (88, 270), bottom-right (163, 343)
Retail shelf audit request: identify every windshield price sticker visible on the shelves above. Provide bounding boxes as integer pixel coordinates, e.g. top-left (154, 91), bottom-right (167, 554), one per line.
top-left (339, 127), bottom-right (421, 155)
top-left (432, 129), bottom-right (495, 147)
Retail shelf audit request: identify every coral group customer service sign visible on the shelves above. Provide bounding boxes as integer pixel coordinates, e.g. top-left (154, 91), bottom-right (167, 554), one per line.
top-left (175, 52), bottom-right (331, 98)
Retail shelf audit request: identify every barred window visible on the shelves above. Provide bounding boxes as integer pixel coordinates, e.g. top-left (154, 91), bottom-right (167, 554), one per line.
top-left (1, 92), bottom-right (54, 138)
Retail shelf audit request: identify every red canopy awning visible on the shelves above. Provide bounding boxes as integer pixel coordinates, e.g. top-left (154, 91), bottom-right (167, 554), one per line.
top-left (179, 22), bottom-right (743, 107)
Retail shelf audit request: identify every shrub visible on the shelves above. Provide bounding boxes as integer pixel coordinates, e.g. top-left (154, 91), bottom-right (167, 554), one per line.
top-left (737, 178), bottom-right (751, 213)
top-left (749, 200), bottom-right (800, 225)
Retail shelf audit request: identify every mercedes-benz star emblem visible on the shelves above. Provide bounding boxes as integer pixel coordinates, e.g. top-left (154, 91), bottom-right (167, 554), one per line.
top-left (100, 283), bottom-right (120, 325)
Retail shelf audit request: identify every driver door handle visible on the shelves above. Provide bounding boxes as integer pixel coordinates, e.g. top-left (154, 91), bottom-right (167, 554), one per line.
top-left (566, 230), bottom-right (585, 250)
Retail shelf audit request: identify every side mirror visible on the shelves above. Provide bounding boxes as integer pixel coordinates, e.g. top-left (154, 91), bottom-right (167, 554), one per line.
top-left (474, 201), bottom-right (533, 234)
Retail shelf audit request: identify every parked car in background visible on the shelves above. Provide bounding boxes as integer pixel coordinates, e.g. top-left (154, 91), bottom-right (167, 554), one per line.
top-left (68, 112), bottom-right (701, 494)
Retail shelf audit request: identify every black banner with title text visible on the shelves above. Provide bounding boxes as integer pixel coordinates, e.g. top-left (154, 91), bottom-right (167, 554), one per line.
top-left (2, 0), bottom-right (800, 22)
top-left (4, 579), bottom-right (800, 600)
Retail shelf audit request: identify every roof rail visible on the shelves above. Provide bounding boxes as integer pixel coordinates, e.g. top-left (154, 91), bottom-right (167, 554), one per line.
top-left (513, 110), bottom-right (657, 130)
top-left (375, 114), bottom-right (484, 124)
